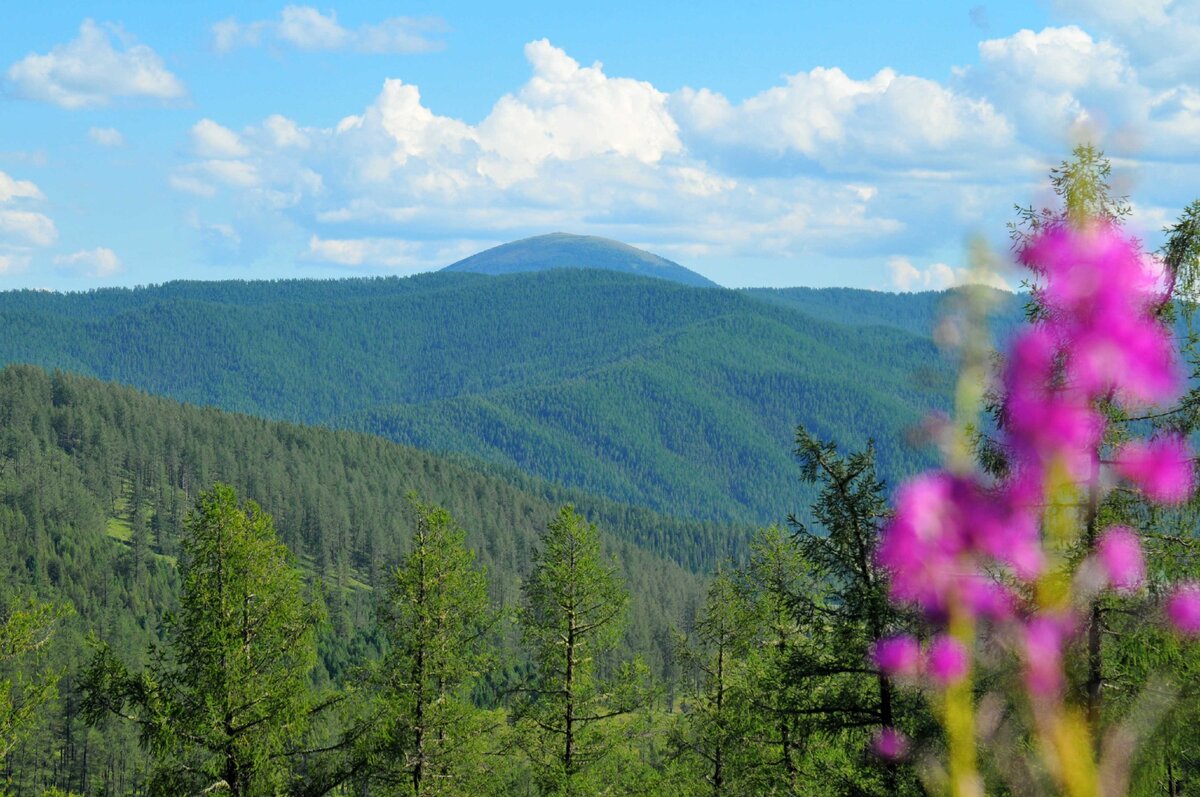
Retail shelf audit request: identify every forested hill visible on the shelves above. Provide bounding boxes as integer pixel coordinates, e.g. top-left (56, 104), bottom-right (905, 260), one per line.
top-left (442, 232), bottom-right (720, 287)
top-left (0, 270), bottom-right (959, 522)
top-left (0, 364), bottom-right (735, 781)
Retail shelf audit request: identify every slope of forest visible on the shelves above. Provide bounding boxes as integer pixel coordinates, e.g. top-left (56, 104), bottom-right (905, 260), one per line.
top-left (0, 270), bottom-right (960, 523)
top-left (0, 364), bottom-right (744, 788)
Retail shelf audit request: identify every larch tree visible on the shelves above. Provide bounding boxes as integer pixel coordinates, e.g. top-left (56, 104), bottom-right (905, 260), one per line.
top-left (670, 571), bottom-right (758, 797)
top-left (82, 483), bottom-right (324, 796)
top-left (516, 505), bottom-right (652, 796)
top-left (368, 495), bottom-right (497, 796)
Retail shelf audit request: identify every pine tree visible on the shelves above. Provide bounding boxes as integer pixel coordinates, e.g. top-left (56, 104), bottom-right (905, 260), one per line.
top-left (81, 484), bottom-right (324, 795)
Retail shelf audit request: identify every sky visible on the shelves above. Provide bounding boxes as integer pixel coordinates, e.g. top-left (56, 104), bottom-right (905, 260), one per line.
top-left (2, 1), bottom-right (1200, 291)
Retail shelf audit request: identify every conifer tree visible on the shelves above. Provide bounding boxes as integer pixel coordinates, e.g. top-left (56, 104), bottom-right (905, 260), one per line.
top-left (0, 598), bottom-right (69, 759)
top-left (671, 572), bottom-right (758, 796)
top-left (781, 426), bottom-right (923, 797)
top-left (81, 484), bottom-right (324, 796)
top-left (516, 505), bottom-right (652, 796)
top-left (367, 495), bottom-right (497, 796)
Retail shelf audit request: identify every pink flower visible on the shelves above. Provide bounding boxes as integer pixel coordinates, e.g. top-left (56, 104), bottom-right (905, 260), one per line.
top-left (1096, 526), bottom-right (1145, 593)
top-left (1067, 315), bottom-right (1179, 404)
top-left (878, 473), bottom-right (965, 614)
top-left (1023, 615), bottom-right (1069, 698)
top-left (1166, 584), bottom-right (1200, 636)
top-left (927, 635), bottom-right (969, 685)
top-left (873, 635), bottom-right (921, 678)
top-left (872, 727), bottom-right (909, 760)
top-left (1114, 436), bottom-right (1194, 504)
top-left (1021, 225), bottom-right (1164, 322)
top-left (960, 576), bottom-right (1016, 620)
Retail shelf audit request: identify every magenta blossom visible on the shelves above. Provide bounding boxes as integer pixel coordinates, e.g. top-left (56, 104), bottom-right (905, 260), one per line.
top-left (927, 635), bottom-right (969, 685)
top-left (1114, 436), bottom-right (1194, 505)
top-left (873, 635), bottom-right (921, 679)
top-left (873, 727), bottom-right (909, 760)
top-left (1023, 615), bottom-right (1070, 698)
top-left (1166, 584), bottom-right (1200, 636)
top-left (1096, 526), bottom-right (1145, 593)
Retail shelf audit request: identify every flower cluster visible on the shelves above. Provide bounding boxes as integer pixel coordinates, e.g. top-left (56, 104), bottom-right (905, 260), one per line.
top-left (871, 223), bottom-right (1199, 770)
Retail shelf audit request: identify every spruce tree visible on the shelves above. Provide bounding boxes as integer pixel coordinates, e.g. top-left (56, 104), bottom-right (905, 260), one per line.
top-left (781, 426), bottom-right (923, 797)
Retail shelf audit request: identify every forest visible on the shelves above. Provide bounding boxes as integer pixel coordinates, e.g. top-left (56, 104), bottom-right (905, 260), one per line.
top-left (0, 266), bottom-right (963, 523)
top-left (1, 147), bottom-right (1200, 797)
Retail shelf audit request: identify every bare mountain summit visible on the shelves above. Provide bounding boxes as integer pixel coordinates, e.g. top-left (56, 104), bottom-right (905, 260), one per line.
top-left (443, 232), bottom-right (719, 288)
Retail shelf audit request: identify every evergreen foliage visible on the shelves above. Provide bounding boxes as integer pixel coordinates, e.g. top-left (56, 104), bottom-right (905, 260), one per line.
top-left (515, 506), bottom-right (653, 795)
top-left (365, 495), bottom-right (499, 796)
top-left (80, 485), bottom-right (324, 795)
top-left (0, 270), bottom-right (957, 522)
top-left (0, 364), bottom-right (711, 792)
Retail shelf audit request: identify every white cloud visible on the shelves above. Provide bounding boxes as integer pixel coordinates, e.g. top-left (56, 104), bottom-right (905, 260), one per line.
top-left (198, 160), bottom-right (260, 188)
top-left (169, 174), bottom-right (218, 198)
top-left (190, 119), bottom-right (249, 158)
top-left (0, 211), bottom-right (57, 246)
top-left (54, 247), bottom-right (121, 277)
top-left (0, 171), bottom-right (43, 202)
top-left (1051, 0), bottom-right (1200, 82)
top-left (475, 40), bottom-right (682, 185)
top-left (5, 19), bottom-right (185, 109)
top-left (213, 6), bottom-right (445, 54)
top-left (88, 127), bottom-right (125, 148)
top-left (259, 115), bottom-right (310, 149)
top-left (167, 31), bottom-right (1200, 286)
top-left (887, 256), bottom-right (1011, 292)
top-left (306, 235), bottom-right (424, 268)
top-left (672, 66), bottom-right (1012, 172)
top-left (166, 40), bottom-right (978, 280)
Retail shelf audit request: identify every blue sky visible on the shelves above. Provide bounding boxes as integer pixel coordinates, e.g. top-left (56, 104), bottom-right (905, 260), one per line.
top-left (2, 1), bottom-right (1198, 290)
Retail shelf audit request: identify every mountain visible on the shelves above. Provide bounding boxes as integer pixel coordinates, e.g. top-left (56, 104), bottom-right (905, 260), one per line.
top-left (442, 232), bottom-right (720, 288)
top-left (0, 271), bottom-right (963, 523)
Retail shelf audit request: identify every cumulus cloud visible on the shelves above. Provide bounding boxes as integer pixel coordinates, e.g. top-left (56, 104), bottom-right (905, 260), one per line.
top-left (887, 256), bottom-right (1010, 292)
top-left (164, 29), bottom-right (1200, 286)
top-left (190, 119), bottom-right (249, 158)
top-left (5, 20), bottom-right (185, 109)
top-left (88, 127), bottom-right (125, 148)
top-left (1051, 0), bottom-right (1200, 82)
top-left (306, 235), bottom-right (424, 268)
top-left (962, 26), bottom-right (1138, 144)
top-left (213, 6), bottom-right (446, 54)
top-left (165, 39), bottom-right (999, 281)
top-left (0, 211), bottom-right (57, 247)
top-left (0, 171), bottom-right (43, 203)
top-left (475, 40), bottom-right (682, 184)
top-left (672, 66), bottom-right (1012, 173)
top-left (0, 170), bottom-right (56, 262)
top-left (54, 247), bottom-right (121, 277)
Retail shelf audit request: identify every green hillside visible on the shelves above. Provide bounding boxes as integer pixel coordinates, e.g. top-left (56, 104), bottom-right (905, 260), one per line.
top-left (0, 270), bottom-right (957, 522)
top-left (443, 232), bottom-right (720, 287)
top-left (0, 364), bottom-right (743, 787)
